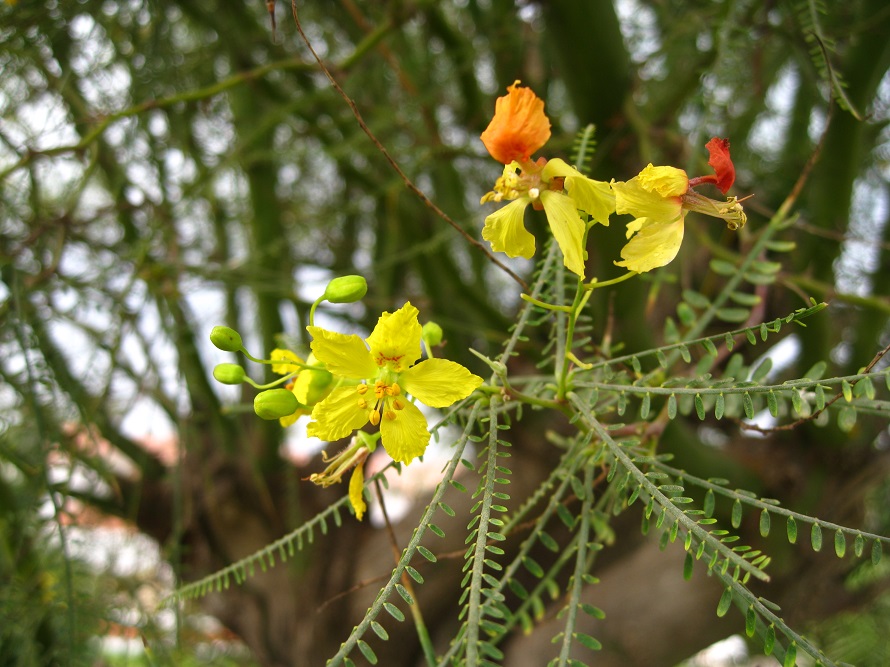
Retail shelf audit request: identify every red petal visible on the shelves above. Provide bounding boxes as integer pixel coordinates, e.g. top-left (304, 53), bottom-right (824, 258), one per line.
top-left (705, 137), bottom-right (735, 194)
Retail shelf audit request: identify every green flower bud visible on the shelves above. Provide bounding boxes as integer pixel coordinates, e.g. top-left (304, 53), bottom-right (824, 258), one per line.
top-left (254, 388), bottom-right (299, 420)
top-left (304, 368), bottom-right (334, 405)
top-left (210, 326), bottom-right (243, 352)
top-left (322, 275), bottom-right (368, 304)
top-left (213, 363), bottom-right (246, 385)
top-left (422, 321), bottom-right (444, 347)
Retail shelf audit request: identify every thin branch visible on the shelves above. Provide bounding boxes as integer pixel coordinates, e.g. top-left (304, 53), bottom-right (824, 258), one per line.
top-left (737, 342), bottom-right (890, 434)
top-left (290, 1), bottom-right (528, 290)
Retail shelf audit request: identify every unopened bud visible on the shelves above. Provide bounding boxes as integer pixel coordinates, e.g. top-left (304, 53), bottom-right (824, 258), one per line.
top-left (304, 368), bottom-right (334, 405)
top-left (210, 326), bottom-right (243, 352)
top-left (254, 388), bottom-right (299, 420)
top-left (322, 275), bottom-right (368, 304)
top-left (213, 363), bottom-right (246, 385)
top-left (422, 321), bottom-right (444, 347)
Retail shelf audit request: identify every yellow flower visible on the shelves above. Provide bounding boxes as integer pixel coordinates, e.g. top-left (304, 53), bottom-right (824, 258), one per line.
top-left (612, 165), bottom-right (689, 273)
top-left (481, 158), bottom-right (614, 277)
top-left (480, 80), bottom-right (551, 166)
top-left (305, 303), bottom-right (483, 464)
top-left (613, 139), bottom-right (746, 273)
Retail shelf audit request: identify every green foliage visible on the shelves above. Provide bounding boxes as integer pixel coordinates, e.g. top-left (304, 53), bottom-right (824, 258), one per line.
top-left (2, 1), bottom-right (890, 666)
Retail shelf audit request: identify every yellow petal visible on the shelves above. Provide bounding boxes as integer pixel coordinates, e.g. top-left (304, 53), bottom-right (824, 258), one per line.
top-left (279, 412), bottom-right (299, 428)
top-left (612, 172), bottom-right (684, 223)
top-left (540, 190), bottom-right (585, 276)
top-left (638, 164), bottom-right (688, 197)
top-left (542, 158), bottom-right (615, 226)
top-left (270, 348), bottom-right (304, 375)
top-left (400, 359), bottom-right (483, 408)
top-left (279, 404), bottom-right (310, 428)
top-left (306, 386), bottom-right (370, 441)
top-left (615, 217), bottom-right (685, 273)
top-left (366, 302), bottom-right (423, 372)
top-left (380, 400), bottom-right (430, 464)
top-left (482, 198), bottom-right (535, 259)
top-left (293, 367), bottom-right (333, 405)
top-left (348, 464), bottom-right (367, 521)
top-left (307, 327), bottom-right (377, 379)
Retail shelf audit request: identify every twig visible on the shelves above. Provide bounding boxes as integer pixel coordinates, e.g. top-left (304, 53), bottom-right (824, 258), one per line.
top-left (290, 1), bottom-right (528, 290)
top-left (738, 341), bottom-right (890, 434)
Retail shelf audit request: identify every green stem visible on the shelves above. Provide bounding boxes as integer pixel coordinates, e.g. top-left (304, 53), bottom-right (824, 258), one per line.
top-left (584, 270), bottom-right (637, 290)
top-left (308, 295), bottom-right (323, 328)
top-left (557, 280), bottom-right (586, 400)
top-left (519, 293), bottom-right (573, 312)
top-left (243, 373), bottom-right (298, 390)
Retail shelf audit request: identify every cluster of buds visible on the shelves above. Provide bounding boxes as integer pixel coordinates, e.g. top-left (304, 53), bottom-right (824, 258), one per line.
top-left (210, 275), bottom-right (368, 425)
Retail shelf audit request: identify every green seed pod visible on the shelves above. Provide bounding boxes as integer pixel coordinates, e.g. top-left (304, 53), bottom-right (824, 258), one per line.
top-left (322, 275), bottom-right (368, 304)
top-left (254, 388), bottom-right (299, 420)
top-left (213, 363), bottom-right (246, 385)
top-left (422, 321), bottom-right (444, 347)
top-left (210, 326), bottom-right (243, 352)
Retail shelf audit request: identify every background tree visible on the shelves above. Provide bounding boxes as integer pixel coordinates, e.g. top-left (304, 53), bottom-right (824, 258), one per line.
top-left (1, 1), bottom-right (889, 665)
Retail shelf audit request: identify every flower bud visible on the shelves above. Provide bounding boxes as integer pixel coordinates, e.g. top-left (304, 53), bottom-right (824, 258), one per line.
top-left (213, 363), bottom-right (246, 385)
top-left (210, 326), bottom-right (243, 352)
top-left (304, 368), bottom-right (334, 405)
top-left (322, 275), bottom-right (368, 304)
top-left (254, 388), bottom-right (299, 420)
top-left (422, 321), bottom-right (444, 347)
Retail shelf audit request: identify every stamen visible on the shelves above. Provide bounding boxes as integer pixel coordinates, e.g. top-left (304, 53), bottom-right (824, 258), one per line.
top-left (370, 410), bottom-right (381, 426)
top-left (384, 410), bottom-right (397, 421)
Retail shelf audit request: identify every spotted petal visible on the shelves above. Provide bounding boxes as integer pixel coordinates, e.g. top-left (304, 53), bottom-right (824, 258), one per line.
top-left (482, 197), bottom-right (535, 259)
top-left (306, 386), bottom-right (370, 441)
top-left (380, 400), bottom-right (430, 464)
top-left (400, 358), bottom-right (483, 408)
top-left (366, 302), bottom-right (423, 372)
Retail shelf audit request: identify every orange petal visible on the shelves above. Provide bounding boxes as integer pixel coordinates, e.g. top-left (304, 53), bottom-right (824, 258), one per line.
top-left (480, 80), bottom-right (551, 165)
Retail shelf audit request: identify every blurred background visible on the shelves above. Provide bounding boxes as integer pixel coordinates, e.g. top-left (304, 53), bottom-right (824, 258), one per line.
top-left (1, 1), bottom-right (889, 665)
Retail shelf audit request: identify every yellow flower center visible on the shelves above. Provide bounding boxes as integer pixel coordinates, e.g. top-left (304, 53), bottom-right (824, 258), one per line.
top-left (358, 380), bottom-right (405, 426)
